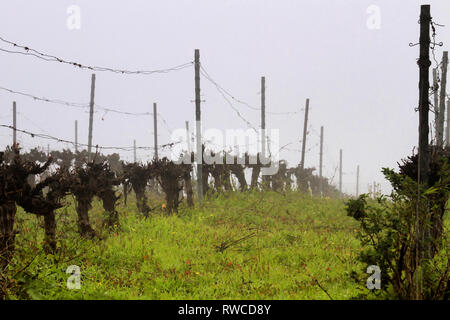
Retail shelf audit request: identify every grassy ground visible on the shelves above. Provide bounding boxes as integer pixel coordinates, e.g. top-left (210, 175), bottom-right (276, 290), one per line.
top-left (5, 190), bottom-right (369, 300)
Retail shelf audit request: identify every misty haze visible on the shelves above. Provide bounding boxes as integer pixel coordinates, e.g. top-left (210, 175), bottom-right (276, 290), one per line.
top-left (0, 0), bottom-right (448, 304)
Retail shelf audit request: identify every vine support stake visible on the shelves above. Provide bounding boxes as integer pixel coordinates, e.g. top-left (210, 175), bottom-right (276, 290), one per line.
top-left (356, 165), bottom-right (360, 198)
top-left (440, 51), bottom-right (448, 147)
top-left (153, 102), bottom-right (158, 160)
top-left (75, 120), bottom-right (78, 153)
top-left (319, 126), bottom-right (324, 197)
top-left (87, 73), bottom-right (96, 162)
top-left (194, 49), bottom-right (203, 202)
top-left (417, 5), bottom-right (431, 185)
top-left (12, 101), bottom-right (16, 147)
top-left (339, 149), bottom-right (343, 198)
top-left (300, 98), bottom-right (310, 170)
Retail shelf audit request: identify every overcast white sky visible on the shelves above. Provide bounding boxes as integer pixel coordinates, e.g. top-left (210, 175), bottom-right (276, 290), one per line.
top-left (0, 0), bottom-right (449, 195)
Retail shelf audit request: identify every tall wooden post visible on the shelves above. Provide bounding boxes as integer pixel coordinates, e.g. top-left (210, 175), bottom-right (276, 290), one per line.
top-left (195, 49), bottom-right (203, 202)
top-left (439, 51), bottom-right (448, 147)
top-left (261, 76), bottom-right (266, 158)
top-left (260, 76), bottom-right (272, 187)
top-left (186, 120), bottom-right (197, 178)
top-left (447, 97), bottom-right (450, 146)
top-left (415, 6), bottom-right (430, 287)
top-left (12, 101), bottom-right (16, 147)
top-left (75, 120), bottom-right (78, 153)
top-left (415, 7), bottom-right (433, 295)
top-left (356, 165), bottom-right (360, 197)
top-left (153, 103), bottom-right (158, 160)
top-left (319, 126), bottom-right (323, 197)
top-left (300, 99), bottom-right (310, 169)
top-left (339, 149), bottom-right (343, 198)
top-left (418, 5), bottom-right (431, 185)
top-left (433, 68), bottom-right (441, 145)
top-left (87, 74), bottom-right (96, 162)
top-left (133, 140), bottom-right (137, 163)
top-left (185, 121), bottom-right (191, 154)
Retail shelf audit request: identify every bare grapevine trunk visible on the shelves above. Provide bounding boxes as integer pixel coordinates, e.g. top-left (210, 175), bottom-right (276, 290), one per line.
top-left (231, 166), bottom-right (247, 191)
top-left (76, 198), bottom-right (96, 238)
top-left (222, 168), bottom-right (232, 191)
top-left (123, 182), bottom-right (129, 206)
top-left (43, 211), bottom-right (56, 253)
top-left (135, 189), bottom-right (150, 217)
top-left (250, 166), bottom-right (261, 189)
top-left (202, 165), bottom-right (210, 196)
top-left (0, 201), bottom-right (17, 271)
top-left (100, 190), bottom-right (120, 227)
top-left (166, 188), bottom-right (179, 213)
top-left (162, 178), bottom-right (181, 213)
top-left (211, 168), bottom-right (223, 193)
top-left (183, 172), bottom-right (194, 207)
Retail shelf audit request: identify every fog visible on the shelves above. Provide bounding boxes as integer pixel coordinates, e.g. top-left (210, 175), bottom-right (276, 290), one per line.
top-left (0, 0), bottom-right (449, 195)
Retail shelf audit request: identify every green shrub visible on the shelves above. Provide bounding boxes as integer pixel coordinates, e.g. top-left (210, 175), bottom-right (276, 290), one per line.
top-left (346, 151), bottom-right (449, 300)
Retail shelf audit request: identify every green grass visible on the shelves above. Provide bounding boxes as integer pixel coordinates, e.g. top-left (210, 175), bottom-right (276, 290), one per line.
top-left (5, 190), bottom-right (367, 300)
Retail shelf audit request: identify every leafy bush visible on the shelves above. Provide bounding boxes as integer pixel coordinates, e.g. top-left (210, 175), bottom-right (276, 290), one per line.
top-left (346, 150), bottom-right (449, 300)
